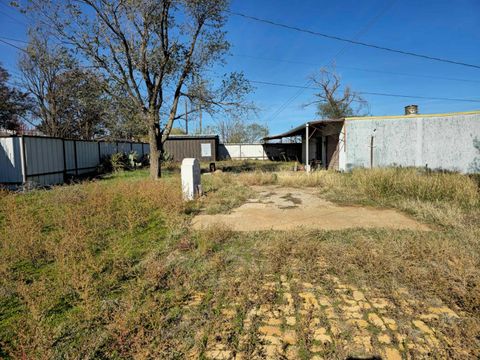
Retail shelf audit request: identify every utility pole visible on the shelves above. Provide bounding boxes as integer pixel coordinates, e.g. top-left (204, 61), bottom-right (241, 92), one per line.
top-left (199, 105), bottom-right (202, 134)
top-left (185, 99), bottom-right (188, 134)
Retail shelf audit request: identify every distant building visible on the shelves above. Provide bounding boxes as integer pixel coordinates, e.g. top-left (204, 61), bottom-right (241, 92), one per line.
top-left (164, 135), bottom-right (219, 162)
top-left (264, 107), bottom-right (480, 173)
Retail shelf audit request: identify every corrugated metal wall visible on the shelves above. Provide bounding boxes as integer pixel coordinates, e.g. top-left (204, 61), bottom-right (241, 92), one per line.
top-left (0, 135), bottom-right (150, 186)
top-left (164, 137), bottom-right (218, 162)
top-left (24, 136), bottom-right (65, 185)
top-left (0, 137), bottom-right (23, 183)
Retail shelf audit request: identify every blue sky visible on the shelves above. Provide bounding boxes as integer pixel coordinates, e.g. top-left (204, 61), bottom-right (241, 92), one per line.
top-left (1, 0), bottom-right (479, 135)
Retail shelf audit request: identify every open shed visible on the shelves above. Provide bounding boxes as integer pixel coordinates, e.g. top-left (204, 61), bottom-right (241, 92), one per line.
top-left (264, 119), bottom-right (344, 170)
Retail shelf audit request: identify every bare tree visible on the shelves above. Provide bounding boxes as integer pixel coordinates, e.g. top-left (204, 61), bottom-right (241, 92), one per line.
top-left (207, 118), bottom-right (268, 143)
top-left (26, 0), bottom-right (253, 179)
top-left (307, 68), bottom-right (368, 119)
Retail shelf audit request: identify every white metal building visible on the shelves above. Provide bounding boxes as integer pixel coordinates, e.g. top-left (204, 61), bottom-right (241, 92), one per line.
top-left (264, 109), bottom-right (480, 173)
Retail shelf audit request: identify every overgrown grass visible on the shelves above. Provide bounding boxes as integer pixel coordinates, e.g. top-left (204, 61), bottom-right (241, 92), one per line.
top-left (1, 166), bottom-right (479, 358)
top-left (234, 167), bottom-right (479, 207)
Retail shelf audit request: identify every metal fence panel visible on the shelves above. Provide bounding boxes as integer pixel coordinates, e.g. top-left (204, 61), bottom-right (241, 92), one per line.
top-left (118, 142), bottom-right (132, 154)
top-left (75, 141), bottom-right (100, 174)
top-left (0, 135), bottom-right (149, 186)
top-left (0, 137), bottom-right (23, 183)
top-left (64, 140), bottom-right (76, 173)
top-left (24, 136), bottom-right (64, 177)
top-left (132, 143), bottom-right (143, 156)
top-left (100, 142), bottom-right (117, 158)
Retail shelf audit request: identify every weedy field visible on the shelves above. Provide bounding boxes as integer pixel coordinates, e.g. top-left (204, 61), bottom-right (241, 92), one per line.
top-left (0, 162), bottom-right (479, 359)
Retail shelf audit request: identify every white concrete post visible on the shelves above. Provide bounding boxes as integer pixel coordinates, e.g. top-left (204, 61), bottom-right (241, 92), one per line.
top-left (305, 123), bottom-right (311, 172)
top-left (181, 158), bottom-right (201, 201)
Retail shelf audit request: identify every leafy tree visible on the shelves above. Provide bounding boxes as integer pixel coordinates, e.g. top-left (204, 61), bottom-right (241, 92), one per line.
top-left (308, 68), bottom-right (368, 119)
top-left (244, 123), bottom-right (269, 143)
top-left (170, 128), bottom-right (186, 135)
top-left (0, 65), bottom-right (31, 132)
top-left (27, 0), bottom-right (253, 179)
top-left (19, 34), bottom-right (107, 139)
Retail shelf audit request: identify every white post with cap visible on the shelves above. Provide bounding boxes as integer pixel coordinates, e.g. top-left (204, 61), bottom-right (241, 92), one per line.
top-left (181, 158), bottom-right (201, 201)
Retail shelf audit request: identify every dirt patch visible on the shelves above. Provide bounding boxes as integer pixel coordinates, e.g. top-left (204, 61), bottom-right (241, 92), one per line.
top-left (192, 186), bottom-right (430, 231)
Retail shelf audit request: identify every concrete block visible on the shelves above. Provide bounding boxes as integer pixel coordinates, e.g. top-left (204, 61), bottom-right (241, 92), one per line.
top-left (181, 158), bottom-right (201, 200)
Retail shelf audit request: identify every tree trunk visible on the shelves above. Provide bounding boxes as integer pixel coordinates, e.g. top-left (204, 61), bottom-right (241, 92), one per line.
top-left (147, 111), bottom-right (161, 180)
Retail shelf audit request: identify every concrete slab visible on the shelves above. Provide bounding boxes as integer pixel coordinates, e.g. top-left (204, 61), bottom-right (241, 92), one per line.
top-left (192, 186), bottom-right (430, 231)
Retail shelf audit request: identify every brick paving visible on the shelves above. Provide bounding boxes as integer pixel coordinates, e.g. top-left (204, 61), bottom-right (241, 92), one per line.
top-left (185, 274), bottom-right (470, 359)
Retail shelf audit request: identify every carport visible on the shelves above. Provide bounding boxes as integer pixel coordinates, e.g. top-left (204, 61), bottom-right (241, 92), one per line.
top-left (263, 119), bottom-right (344, 170)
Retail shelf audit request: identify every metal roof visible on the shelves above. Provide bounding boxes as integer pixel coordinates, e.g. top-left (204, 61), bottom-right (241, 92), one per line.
top-left (167, 134), bottom-right (219, 139)
top-left (263, 118), bottom-right (344, 141)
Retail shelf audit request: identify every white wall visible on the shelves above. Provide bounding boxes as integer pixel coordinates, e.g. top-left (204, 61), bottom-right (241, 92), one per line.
top-left (219, 144), bottom-right (267, 160)
top-left (342, 113), bottom-right (480, 173)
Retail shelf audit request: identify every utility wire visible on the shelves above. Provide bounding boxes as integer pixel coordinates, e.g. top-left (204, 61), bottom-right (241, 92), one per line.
top-left (235, 54), bottom-right (480, 84)
top-left (0, 38), bottom-right (26, 52)
top-left (266, 0), bottom-right (396, 122)
top-left (0, 35), bottom-right (28, 44)
top-left (227, 10), bottom-right (480, 70)
top-left (250, 79), bottom-right (480, 103)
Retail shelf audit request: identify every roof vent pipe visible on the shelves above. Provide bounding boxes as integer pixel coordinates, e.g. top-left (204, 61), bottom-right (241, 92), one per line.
top-left (404, 104), bottom-right (419, 115)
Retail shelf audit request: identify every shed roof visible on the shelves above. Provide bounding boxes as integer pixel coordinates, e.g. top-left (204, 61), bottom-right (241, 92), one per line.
top-left (263, 118), bottom-right (344, 141)
top-left (167, 134), bottom-right (219, 140)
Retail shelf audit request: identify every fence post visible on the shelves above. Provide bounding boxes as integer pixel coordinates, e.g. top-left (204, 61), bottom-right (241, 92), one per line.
top-left (20, 135), bottom-right (27, 183)
top-left (73, 140), bottom-right (79, 176)
top-left (97, 141), bottom-right (101, 163)
top-left (62, 139), bottom-right (67, 183)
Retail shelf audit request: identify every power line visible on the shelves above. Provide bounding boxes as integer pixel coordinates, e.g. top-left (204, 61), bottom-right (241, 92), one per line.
top-left (249, 79), bottom-right (480, 103)
top-left (0, 38), bottom-right (26, 52)
top-left (265, 0), bottom-right (396, 123)
top-left (235, 54), bottom-right (480, 84)
top-left (0, 35), bottom-right (28, 44)
top-left (227, 10), bottom-right (480, 70)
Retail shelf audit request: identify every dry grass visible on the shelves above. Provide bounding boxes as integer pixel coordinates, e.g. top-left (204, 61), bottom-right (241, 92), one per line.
top-left (1, 165), bottom-right (479, 358)
top-left (234, 168), bottom-right (479, 207)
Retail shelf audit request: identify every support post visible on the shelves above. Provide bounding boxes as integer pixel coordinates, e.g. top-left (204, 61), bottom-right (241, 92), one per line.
top-left (305, 123), bottom-right (311, 172)
top-left (185, 99), bottom-right (188, 134)
top-left (63, 139), bottom-right (68, 183)
top-left (370, 135), bottom-right (374, 169)
top-left (73, 140), bottom-right (79, 176)
top-left (20, 136), bottom-right (27, 184)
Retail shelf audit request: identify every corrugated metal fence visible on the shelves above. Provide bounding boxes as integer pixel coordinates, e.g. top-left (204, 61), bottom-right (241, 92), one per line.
top-left (0, 135), bottom-right (150, 186)
top-left (218, 143), bottom-right (267, 160)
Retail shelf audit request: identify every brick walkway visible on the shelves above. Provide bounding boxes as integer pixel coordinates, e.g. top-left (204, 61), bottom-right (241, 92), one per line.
top-left (185, 274), bottom-right (470, 359)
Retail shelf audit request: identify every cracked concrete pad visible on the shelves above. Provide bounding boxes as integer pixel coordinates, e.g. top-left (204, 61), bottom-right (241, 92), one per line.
top-left (192, 186), bottom-right (430, 231)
